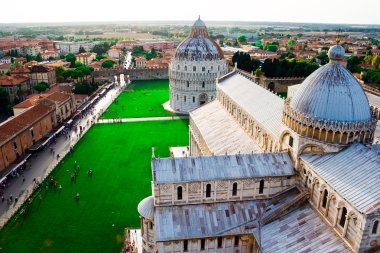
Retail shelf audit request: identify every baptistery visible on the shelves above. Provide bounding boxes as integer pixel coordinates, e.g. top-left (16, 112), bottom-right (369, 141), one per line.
top-left (169, 16), bottom-right (228, 112)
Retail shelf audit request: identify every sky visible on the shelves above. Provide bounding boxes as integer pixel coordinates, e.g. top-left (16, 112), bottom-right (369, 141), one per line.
top-left (1, 0), bottom-right (379, 25)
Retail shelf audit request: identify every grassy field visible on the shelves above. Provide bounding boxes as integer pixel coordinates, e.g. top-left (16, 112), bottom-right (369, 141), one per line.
top-left (0, 120), bottom-right (189, 253)
top-left (101, 79), bottom-right (180, 119)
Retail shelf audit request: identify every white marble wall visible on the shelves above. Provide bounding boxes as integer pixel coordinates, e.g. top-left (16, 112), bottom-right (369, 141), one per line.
top-left (169, 59), bottom-right (227, 112)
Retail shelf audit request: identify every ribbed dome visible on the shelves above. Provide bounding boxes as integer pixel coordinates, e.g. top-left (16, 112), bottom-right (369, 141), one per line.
top-left (174, 17), bottom-right (224, 61)
top-left (137, 196), bottom-right (154, 219)
top-left (290, 46), bottom-right (371, 123)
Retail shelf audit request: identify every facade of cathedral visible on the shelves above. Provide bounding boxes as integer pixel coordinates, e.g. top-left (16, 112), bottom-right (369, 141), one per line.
top-left (169, 17), bottom-right (228, 112)
top-left (138, 44), bottom-right (380, 253)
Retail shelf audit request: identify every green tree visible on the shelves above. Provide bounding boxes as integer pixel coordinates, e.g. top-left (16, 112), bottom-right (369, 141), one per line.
top-left (35, 53), bottom-right (42, 62)
top-left (33, 82), bottom-right (49, 93)
top-left (66, 53), bottom-right (76, 68)
top-left (371, 55), bottom-right (380, 69)
top-left (60, 54), bottom-right (66, 59)
top-left (254, 68), bottom-right (262, 77)
top-left (317, 52), bottom-right (329, 65)
top-left (238, 35), bottom-right (247, 43)
top-left (0, 86), bottom-right (11, 115)
top-left (101, 60), bottom-right (115, 68)
top-left (78, 46), bottom-right (86, 53)
top-left (266, 44), bottom-right (278, 52)
top-left (96, 54), bottom-right (106, 61)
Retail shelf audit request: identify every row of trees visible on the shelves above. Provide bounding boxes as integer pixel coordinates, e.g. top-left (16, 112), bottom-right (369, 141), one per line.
top-left (361, 70), bottom-right (380, 85)
top-left (232, 52), bottom-right (319, 77)
top-left (261, 58), bottom-right (319, 77)
top-left (363, 55), bottom-right (380, 69)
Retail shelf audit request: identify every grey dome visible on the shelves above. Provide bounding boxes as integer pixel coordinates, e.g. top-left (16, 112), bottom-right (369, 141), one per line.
top-left (137, 196), bottom-right (154, 219)
top-left (174, 17), bottom-right (224, 61)
top-left (290, 48), bottom-right (371, 123)
top-left (193, 16), bottom-right (206, 27)
top-left (328, 44), bottom-right (345, 61)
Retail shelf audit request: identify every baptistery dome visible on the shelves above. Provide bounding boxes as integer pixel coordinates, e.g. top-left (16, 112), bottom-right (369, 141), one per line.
top-left (174, 17), bottom-right (224, 61)
top-left (283, 44), bottom-right (376, 147)
top-left (169, 17), bottom-right (228, 112)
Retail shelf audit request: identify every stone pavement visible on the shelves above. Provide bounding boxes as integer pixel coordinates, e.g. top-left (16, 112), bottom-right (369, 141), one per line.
top-left (96, 115), bottom-right (189, 124)
top-left (0, 82), bottom-right (126, 228)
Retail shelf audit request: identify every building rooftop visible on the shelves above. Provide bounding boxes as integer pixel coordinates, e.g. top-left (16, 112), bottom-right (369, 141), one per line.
top-left (190, 100), bottom-right (261, 155)
top-left (153, 152), bottom-right (294, 183)
top-left (217, 71), bottom-right (284, 138)
top-left (0, 103), bottom-right (54, 145)
top-left (301, 143), bottom-right (380, 214)
top-left (259, 203), bottom-right (350, 253)
top-left (0, 75), bottom-right (29, 86)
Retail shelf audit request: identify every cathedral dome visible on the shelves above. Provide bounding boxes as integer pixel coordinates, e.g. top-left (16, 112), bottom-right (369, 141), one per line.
top-left (290, 44), bottom-right (371, 123)
top-left (174, 17), bottom-right (224, 61)
top-left (137, 196), bottom-right (154, 219)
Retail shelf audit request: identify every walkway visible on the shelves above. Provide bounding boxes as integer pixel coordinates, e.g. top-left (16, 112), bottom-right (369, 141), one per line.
top-left (96, 115), bottom-right (189, 124)
top-left (0, 81), bottom-right (126, 228)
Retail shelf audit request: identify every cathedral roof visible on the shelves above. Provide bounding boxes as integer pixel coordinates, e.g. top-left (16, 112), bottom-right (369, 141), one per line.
top-left (190, 100), bottom-right (261, 155)
top-left (301, 143), bottom-right (380, 214)
top-left (174, 17), bottom-right (224, 61)
top-left (290, 44), bottom-right (371, 123)
top-left (152, 152), bottom-right (294, 183)
top-left (260, 203), bottom-right (351, 253)
top-left (137, 196), bottom-right (154, 219)
top-left (217, 71), bottom-right (284, 138)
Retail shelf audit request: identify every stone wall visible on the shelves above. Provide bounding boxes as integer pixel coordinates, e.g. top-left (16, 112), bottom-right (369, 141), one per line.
top-left (153, 177), bottom-right (296, 206)
top-left (91, 67), bottom-right (169, 81)
top-left (156, 235), bottom-right (254, 253)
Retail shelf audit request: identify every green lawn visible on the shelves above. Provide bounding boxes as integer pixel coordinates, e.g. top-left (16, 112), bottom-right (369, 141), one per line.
top-left (0, 120), bottom-right (189, 253)
top-left (101, 79), bottom-right (180, 119)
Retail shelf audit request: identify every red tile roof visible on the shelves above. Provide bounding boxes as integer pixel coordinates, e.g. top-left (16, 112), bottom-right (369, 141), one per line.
top-left (0, 75), bottom-right (29, 86)
top-left (0, 103), bottom-right (54, 144)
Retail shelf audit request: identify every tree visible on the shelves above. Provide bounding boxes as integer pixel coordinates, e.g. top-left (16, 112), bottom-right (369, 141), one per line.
top-left (35, 53), bottom-right (42, 62)
top-left (266, 44), bottom-right (278, 52)
top-left (347, 56), bottom-right (363, 73)
top-left (101, 60), bottom-right (115, 68)
top-left (317, 52), bottom-right (329, 65)
top-left (254, 68), bottom-right (262, 77)
top-left (65, 53), bottom-right (76, 68)
top-left (238, 35), bottom-right (247, 43)
top-left (92, 42), bottom-right (112, 55)
top-left (0, 86), bottom-right (11, 115)
top-left (60, 54), bottom-right (66, 59)
top-left (371, 55), bottom-right (380, 69)
top-left (96, 54), bottom-right (106, 61)
top-left (33, 82), bottom-right (49, 93)
top-left (78, 46), bottom-right (86, 53)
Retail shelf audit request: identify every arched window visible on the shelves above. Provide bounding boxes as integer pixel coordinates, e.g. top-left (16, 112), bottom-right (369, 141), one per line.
top-left (289, 136), bottom-right (294, 147)
top-left (193, 66), bottom-right (196, 71)
top-left (202, 82), bottom-right (205, 88)
top-left (372, 220), bottom-right (379, 234)
top-left (211, 66), bottom-right (213, 71)
top-left (259, 180), bottom-right (264, 194)
top-left (177, 94), bottom-right (179, 100)
top-left (183, 240), bottom-right (188, 252)
top-left (202, 66), bottom-right (205, 72)
top-left (193, 96), bottom-right (195, 103)
top-left (184, 96), bottom-right (186, 102)
top-left (200, 238), bottom-right (205, 250)
top-left (177, 186), bottom-right (183, 200)
top-left (187, 81), bottom-right (189, 87)
top-left (149, 221), bottom-right (153, 229)
top-left (185, 66), bottom-right (187, 71)
top-left (232, 182), bottom-right (238, 196)
top-left (339, 207), bottom-right (347, 227)
top-left (206, 184), bottom-right (211, 198)
top-left (322, 189), bottom-right (328, 208)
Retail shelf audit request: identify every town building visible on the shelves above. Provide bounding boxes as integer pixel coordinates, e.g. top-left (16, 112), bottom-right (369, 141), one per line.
top-left (135, 57), bottom-right (147, 68)
top-left (138, 44), bottom-right (380, 253)
top-left (13, 91), bottom-right (76, 123)
top-left (0, 103), bottom-right (55, 172)
top-left (142, 41), bottom-right (175, 51)
top-left (0, 63), bottom-right (11, 74)
top-left (0, 56), bottom-right (12, 64)
top-left (0, 75), bottom-right (30, 101)
top-left (169, 17), bottom-right (228, 112)
top-left (56, 41), bottom-right (95, 54)
top-left (41, 50), bottom-right (59, 61)
top-left (76, 52), bottom-right (96, 65)
top-left (28, 65), bottom-right (57, 87)
top-left (107, 48), bottom-right (122, 59)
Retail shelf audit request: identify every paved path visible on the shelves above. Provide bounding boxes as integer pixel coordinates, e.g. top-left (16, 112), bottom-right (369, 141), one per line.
top-left (97, 115), bottom-right (189, 124)
top-left (0, 82), bottom-right (126, 227)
